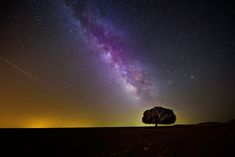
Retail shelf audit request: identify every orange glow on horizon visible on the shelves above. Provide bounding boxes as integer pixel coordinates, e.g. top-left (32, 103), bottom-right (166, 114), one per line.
top-left (0, 116), bottom-right (95, 128)
top-left (25, 117), bottom-right (95, 128)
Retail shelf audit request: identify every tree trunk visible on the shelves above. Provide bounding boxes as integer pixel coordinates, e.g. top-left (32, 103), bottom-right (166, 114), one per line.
top-left (155, 123), bottom-right (158, 127)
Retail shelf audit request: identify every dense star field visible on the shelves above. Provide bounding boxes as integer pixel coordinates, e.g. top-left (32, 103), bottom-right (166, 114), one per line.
top-left (0, 0), bottom-right (234, 127)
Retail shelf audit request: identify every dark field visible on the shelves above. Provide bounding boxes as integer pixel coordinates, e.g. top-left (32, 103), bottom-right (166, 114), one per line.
top-left (1, 124), bottom-right (235, 157)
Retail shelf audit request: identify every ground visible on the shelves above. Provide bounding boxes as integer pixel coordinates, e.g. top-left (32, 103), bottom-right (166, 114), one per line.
top-left (0, 123), bottom-right (234, 156)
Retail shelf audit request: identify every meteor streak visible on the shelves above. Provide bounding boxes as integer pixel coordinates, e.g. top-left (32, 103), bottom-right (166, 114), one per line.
top-left (0, 57), bottom-right (45, 84)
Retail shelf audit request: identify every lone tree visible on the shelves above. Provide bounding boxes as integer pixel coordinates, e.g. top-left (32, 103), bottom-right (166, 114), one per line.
top-left (142, 106), bottom-right (176, 126)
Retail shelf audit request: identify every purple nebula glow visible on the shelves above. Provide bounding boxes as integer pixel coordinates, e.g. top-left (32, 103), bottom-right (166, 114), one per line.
top-left (65, 1), bottom-right (157, 102)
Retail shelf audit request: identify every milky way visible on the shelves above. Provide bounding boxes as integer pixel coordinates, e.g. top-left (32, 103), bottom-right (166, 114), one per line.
top-left (64, 0), bottom-right (157, 102)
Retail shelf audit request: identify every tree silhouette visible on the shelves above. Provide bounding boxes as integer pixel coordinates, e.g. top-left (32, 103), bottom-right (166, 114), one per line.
top-left (142, 106), bottom-right (176, 126)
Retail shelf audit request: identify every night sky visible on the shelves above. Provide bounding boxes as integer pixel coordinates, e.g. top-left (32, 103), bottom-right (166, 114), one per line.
top-left (0, 0), bottom-right (234, 127)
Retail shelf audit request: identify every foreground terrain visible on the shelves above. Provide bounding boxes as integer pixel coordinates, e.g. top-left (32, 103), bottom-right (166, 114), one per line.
top-left (0, 123), bottom-right (234, 157)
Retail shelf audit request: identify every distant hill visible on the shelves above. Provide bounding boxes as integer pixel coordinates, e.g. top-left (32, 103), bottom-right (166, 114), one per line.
top-left (198, 119), bottom-right (235, 125)
top-left (228, 119), bottom-right (235, 124)
top-left (198, 122), bottom-right (222, 125)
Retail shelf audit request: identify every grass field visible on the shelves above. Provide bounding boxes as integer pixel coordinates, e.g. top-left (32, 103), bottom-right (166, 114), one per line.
top-left (0, 123), bottom-right (234, 156)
